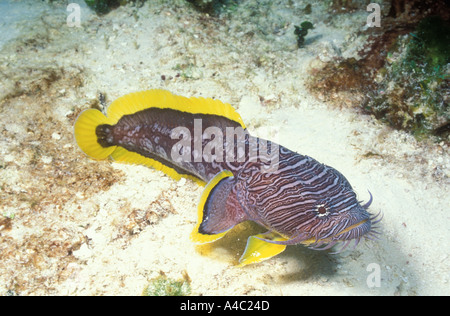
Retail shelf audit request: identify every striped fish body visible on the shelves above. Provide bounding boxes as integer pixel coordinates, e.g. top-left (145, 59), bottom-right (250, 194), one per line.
top-left (74, 90), bottom-right (377, 266)
top-left (236, 147), bottom-right (372, 245)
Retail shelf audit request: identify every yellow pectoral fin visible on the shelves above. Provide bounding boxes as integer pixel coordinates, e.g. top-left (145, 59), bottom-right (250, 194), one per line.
top-left (237, 233), bottom-right (287, 267)
top-left (190, 228), bottom-right (229, 244)
top-left (190, 170), bottom-right (234, 244)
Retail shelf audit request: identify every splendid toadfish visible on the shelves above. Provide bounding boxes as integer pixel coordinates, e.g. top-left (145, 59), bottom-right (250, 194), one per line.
top-left (74, 89), bottom-right (381, 266)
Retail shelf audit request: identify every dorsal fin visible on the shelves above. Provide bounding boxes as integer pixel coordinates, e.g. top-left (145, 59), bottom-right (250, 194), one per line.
top-left (106, 89), bottom-right (246, 128)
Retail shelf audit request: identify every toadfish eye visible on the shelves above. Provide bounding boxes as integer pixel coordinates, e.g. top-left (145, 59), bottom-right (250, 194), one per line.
top-left (318, 206), bottom-right (327, 214)
top-left (316, 204), bottom-right (329, 217)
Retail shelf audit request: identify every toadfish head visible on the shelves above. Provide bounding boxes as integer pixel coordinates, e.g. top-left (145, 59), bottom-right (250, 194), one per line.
top-left (298, 190), bottom-right (382, 252)
top-left (237, 161), bottom-right (383, 253)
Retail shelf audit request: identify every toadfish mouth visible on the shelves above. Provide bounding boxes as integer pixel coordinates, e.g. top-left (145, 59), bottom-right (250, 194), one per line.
top-left (308, 210), bottom-right (383, 253)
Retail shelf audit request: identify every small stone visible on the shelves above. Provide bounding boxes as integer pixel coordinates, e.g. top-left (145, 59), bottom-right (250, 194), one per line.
top-left (41, 156), bottom-right (53, 164)
top-left (52, 132), bottom-right (61, 140)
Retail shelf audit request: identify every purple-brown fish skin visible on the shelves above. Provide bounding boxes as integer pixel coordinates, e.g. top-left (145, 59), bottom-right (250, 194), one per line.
top-left (74, 90), bottom-right (380, 265)
top-left (97, 107), bottom-right (378, 249)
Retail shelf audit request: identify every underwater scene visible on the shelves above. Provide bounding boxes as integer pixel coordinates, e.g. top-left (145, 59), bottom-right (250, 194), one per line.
top-left (0, 0), bottom-right (448, 296)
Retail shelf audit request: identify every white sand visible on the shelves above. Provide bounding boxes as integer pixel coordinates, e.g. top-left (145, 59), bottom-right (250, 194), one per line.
top-left (0, 0), bottom-right (448, 296)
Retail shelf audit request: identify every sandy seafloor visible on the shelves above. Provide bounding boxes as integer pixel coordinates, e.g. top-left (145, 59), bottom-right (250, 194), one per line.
top-left (0, 0), bottom-right (448, 296)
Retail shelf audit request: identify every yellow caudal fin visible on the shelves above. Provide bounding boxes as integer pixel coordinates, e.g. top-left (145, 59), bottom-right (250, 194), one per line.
top-left (190, 170), bottom-right (235, 244)
top-left (237, 233), bottom-right (288, 267)
top-left (74, 109), bottom-right (116, 160)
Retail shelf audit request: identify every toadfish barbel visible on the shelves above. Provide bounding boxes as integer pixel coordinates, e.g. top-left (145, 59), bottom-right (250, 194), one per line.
top-left (74, 89), bottom-right (381, 266)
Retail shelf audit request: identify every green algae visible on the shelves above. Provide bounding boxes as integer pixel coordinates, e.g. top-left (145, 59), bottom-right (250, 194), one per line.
top-left (84, 0), bottom-right (239, 15)
top-left (294, 21), bottom-right (314, 48)
top-left (142, 274), bottom-right (191, 296)
top-left (365, 16), bottom-right (449, 140)
top-left (84, 0), bottom-right (123, 15)
top-left (308, 15), bottom-right (449, 141)
top-left (185, 0), bottom-right (239, 14)
top-left (84, 0), bottom-right (145, 15)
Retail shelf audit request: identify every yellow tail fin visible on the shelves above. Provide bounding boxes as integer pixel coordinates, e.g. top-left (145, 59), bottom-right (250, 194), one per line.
top-left (74, 109), bottom-right (116, 160)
